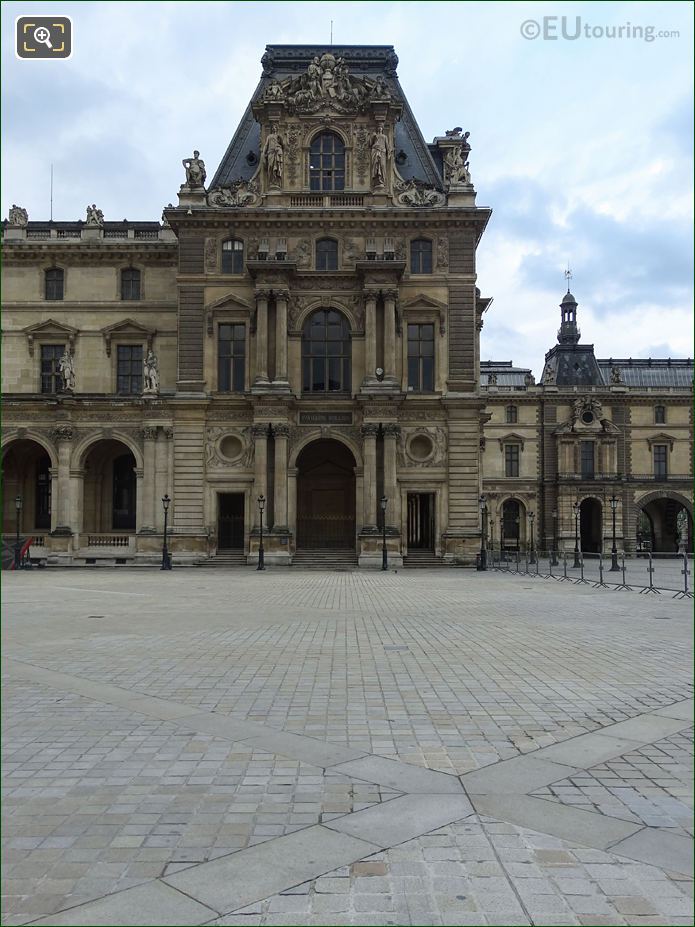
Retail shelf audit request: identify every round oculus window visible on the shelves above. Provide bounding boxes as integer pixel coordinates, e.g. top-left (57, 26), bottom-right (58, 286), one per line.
top-left (219, 435), bottom-right (243, 460)
top-left (408, 434), bottom-right (434, 461)
top-left (581, 411), bottom-right (594, 424)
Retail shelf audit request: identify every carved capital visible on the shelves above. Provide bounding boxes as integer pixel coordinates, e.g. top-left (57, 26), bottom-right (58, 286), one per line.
top-left (383, 423), bottom-right (401, 439)
top-left (251, 424), bottom-right (270, 439)
top-left (274, 289), bottom-right (290, 303)
top-left (272, 423), bottom-right (290, 439)
top-left (51, 424), bottom-right (74, 442)
top-left (255, 289), bottom-right (271, 302)
top-left (142, 426), bottom-right (158, 441)
top-left (361, 423), bottom-right (379, 439)
top-left (163, 426), bottom-right (174, 439)
top-left (383, 288), bottom-right (399, 303)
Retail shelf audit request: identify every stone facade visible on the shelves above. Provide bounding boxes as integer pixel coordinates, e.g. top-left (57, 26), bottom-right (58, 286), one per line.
top-left (2, 44), bottom-right (692, 566)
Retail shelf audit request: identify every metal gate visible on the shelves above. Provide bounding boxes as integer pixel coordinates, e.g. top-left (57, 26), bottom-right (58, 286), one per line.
top-left (297, 514), bottom-right (355, 548)
top-left (407, 493), bottom-right (434, 550)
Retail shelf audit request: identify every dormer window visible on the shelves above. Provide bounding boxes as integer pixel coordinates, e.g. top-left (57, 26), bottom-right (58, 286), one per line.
top-left (309, 133), bottom-right (345, 192)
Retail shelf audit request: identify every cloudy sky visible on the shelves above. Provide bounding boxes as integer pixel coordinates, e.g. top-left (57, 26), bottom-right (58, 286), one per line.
top-left (2, 0), bottom-right (692, 374)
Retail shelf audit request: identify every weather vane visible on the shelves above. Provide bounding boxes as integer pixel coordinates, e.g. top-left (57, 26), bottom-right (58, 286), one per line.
top-left (564, 265), bottom-right (573, 291)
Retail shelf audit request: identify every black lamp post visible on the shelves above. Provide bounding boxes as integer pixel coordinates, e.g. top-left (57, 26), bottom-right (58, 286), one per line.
top-left (529, 511), bottom-right (536, 564)
top-left (380, 495), bottom-right (388, 571)
top-left (14, 495), bottom-right (23, 570)
top-left (573, 501), bottom-right (581, 568)
top-left (499, 515), bottom-right (505, 559)
top-left (609, 494), bottom-right (619, 571)
top-left (478, 494), bottom-right (488, 571)
top-left (551, 509), bottom-right (559, 566)
top-left (161, 494), bottom-right (172, 570)
top-left (257, 495), bottom-right (266, 571)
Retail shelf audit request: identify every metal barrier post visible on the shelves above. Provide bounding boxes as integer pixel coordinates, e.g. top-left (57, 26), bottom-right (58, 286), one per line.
top-left (594, 554), bottom-right (609, 589)
top-left (639, 553), bottom-right (660, 595)
top-left (673, 554), bottom-right (693, 600)
top-left (614, 552), bottom-right (632, 591)
top-left (575, 554), bottom-right (590, 585)
top-left (558, 552), bottom-right (572, 582)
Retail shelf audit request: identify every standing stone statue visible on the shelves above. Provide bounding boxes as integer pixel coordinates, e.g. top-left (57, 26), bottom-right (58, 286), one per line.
top-left (85, 203), bottom-right (104, 226)
top-left (370, 125), bottom-right (390, 188)
top-left (8, 204), bottom-right (28, 226)
top-left (143, 349), bottom-right (160, 394)
top-left (182, 151), bottom-right (207, 188)
top-left (263, 126), bottom-right (284, 187)
top-left (58, 348), bottom-right (76, 392)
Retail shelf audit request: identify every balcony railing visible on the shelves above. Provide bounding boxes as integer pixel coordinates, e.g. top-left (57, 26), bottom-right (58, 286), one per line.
top-left (557, 473), bottom-right (689, 482)
top-left (86, 535), bottom-right (130, 547)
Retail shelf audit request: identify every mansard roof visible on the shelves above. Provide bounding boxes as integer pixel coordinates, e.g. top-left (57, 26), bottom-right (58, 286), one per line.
top-left (211, 44), bottom-right (443, 190)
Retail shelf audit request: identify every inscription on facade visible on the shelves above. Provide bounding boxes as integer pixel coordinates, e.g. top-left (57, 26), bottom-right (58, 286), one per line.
top-left (299, 412), bottom-right (353, 425)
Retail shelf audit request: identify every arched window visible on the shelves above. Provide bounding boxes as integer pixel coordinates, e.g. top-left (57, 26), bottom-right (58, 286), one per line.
top-left (121, 268), bottom-right (141, 301)
top-left (221, 239), bottom-right (244, 274)
top-left (45, 268), bottom-right (64, 301)
top-left (410, 239), bottom-right (432, 274)
top-left (309, 132), bottom-right (345, 192)
top-left (316, 238), bottom-right (338, 271)
top-left (654, 405), bottom-right (666, 424)
top-left (302, 309), bottom-right (351, 394)
top-left (506, 404), bottom-right (518, 424)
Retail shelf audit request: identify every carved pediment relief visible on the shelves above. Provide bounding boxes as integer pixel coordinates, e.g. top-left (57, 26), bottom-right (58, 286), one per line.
top-left (554, 395), bottom-right (620, 435)
top-left (646, 432), bottom-right (676, 451)
top-left (23, 319), bottom-right (79, 355)
top-left (205, 293), bottom-right (256, 336)
top-left (254, 54), bottom-right (400, 117)
top-left (100, 319), bottom-right (155, 356)
top-left (207, 178), bottom-right (261, 208)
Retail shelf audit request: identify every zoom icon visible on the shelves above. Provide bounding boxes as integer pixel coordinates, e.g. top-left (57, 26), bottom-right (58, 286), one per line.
top-left (16, 16), bottom-right (72, 59)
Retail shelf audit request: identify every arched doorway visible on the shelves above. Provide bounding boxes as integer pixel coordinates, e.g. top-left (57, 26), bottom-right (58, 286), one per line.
top-left (296, 439), bottom-right (356, 549)
top-left (82, 440), bottom-right (137, 533)
top-left (638, 497), bottom-right (693, 553)
top-left (2, 439), bottom-right (54, 536)
top-left (501, 499), bottom-right (525, 552)
top-left (580, 498), bottom-right (602, 553)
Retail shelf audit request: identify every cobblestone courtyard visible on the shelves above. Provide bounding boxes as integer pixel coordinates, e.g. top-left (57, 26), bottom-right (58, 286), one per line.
top-left (3, 568), bottom-right (693, 926)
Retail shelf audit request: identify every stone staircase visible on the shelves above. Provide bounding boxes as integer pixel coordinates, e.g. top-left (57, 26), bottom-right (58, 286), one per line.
top-left (403, 550), bottom-right (448, 568)
top-left (198, 550), bottom-right (247, 568)
top-left (292, 549), bottom-right (358, 570)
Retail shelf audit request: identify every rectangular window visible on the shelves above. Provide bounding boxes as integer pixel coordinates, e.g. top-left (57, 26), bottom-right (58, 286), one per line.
top-left (121, 268), bottom-right (141, 300)
top-left (653, 444), bottom-right (668, 478)
top-left (218, 323), bottom-right (246, 392)
top-left (40, 344), bottom-right (64, 393)
top-left (116, 345), bottom-right (143, 394)
top-left (45, 268), bottom-right (64, 301)
top-left (504, 444), bottom-right (520, 478)
top-left (580, 441), bottom-right (595, 479)
top-left (654, 405), bottom-right (666, 424)
top-left (221, 240), bottom-right (244, 274)
top-left (407, 323), bottom-right (435, 392)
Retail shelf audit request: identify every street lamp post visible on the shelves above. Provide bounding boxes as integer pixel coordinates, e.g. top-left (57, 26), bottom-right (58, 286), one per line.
top-left (551, 509), bottom-right (559, 566)
top-left (499, 516), bottom-right (505, 560)
top-left (478, 494), bottom-right (488, 571)
top-left (257, 495), bottom-right (266, 571)
top-left (161, 494), bottom-right (172, 570)
top-left (14, 495), bottom-right (23, 570)
top-left (529, 511), bottom-right (536, 564)
top-left (609, 494), bottom-right (619, 571)
top-left (573, 501), bottom-right (581, 568)
top-left (380, 495), bottom-right (388, 571)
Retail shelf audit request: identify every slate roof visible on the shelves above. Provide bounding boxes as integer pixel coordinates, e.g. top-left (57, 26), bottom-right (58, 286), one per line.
top-left (480, 361), bottom-right (532, 387)
top-left (210, 44), bottom-right (443, 190)
top-left (597, 359), bottom-right (694, 388)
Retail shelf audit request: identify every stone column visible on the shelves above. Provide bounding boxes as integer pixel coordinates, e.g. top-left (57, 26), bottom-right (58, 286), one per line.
top-left (362, 292), bottom-right (377, 385)
top-left (254, 290), bottom-right (269, 384)
top-left (273, 424), bottom-right (289, 530)
top-left (140, 426), bottom-right (158, 532)
top-left (383, 289), bottom-right (398, 381)
top-left (274, 290), bottom-right (289, 385)
top-left (383, 423), bottom-right (401, 528)
top-left (361, 423), bottom-right (378, 529)
top-left (51, 425), bottom-right (74, 534)
top-left (252, 424), bottom-right (268, 527)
